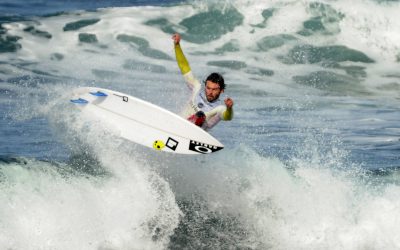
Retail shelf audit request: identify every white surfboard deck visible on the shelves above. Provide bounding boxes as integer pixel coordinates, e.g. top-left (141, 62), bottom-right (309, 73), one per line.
top-left (70, 87), bottom-right (224, 155)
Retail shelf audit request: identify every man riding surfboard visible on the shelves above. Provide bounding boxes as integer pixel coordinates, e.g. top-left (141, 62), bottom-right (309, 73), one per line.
top-left (172, 33), bottom-right (234, 130)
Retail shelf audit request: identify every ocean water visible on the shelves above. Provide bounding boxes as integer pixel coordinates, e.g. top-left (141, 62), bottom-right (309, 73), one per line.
top-left (1, 0), bottom-right (400, 249)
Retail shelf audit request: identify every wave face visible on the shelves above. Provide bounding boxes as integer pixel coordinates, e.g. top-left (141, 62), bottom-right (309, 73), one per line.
top-left (1, 0), bottom-right (400, 249)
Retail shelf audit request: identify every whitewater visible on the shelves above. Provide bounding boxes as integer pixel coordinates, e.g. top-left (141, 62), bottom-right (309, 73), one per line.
top-left (1, 0), bottom-right (400, 249)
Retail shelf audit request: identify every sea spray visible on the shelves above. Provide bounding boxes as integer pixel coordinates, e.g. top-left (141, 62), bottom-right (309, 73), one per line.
top-left (1, 0), bottom-right (400, 249)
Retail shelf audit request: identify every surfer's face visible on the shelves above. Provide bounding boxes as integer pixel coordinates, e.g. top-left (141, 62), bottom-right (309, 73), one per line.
top-left (205, 81), bottom-right (223, 102)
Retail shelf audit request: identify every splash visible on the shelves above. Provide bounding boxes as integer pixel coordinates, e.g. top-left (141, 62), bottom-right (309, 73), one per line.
top-left (0, 136), bottom-right (181, 250)
top-left (1, 0), bottom-right (400, 249)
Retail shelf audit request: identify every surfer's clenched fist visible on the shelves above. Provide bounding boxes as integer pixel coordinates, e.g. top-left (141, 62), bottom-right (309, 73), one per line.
top-left (172, 33), bottom-right (181, 44)
top-left (225, 97), bottom-right (233, 109)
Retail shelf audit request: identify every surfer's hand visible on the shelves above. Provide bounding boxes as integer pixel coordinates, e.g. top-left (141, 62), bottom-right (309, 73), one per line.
top-left (172, 33), bottom-right (181, 44)
top-left (225, 97), bottom-right (233, 109)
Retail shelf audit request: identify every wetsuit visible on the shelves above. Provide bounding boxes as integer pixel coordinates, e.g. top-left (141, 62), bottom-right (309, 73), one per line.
top-left (174, 43), bottom-right (233, 130)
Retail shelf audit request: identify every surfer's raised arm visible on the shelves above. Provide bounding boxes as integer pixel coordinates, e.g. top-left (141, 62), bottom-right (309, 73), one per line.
top-left (172, 33), bottom-right (190, 74)
top-left (172, 33), bottom-right (200, 91)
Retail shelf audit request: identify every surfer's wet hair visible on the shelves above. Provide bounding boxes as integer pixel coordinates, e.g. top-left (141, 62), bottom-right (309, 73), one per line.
top-left (204, 72), bottom-right (225, 90)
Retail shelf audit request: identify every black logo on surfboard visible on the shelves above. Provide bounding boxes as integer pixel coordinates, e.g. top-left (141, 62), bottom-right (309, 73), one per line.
top-left (166, 137), bottom-right (179, 151)
top-left (188, 140), bottom-right (223, 154)
top-left (113, 94), bottom-right (129, 102)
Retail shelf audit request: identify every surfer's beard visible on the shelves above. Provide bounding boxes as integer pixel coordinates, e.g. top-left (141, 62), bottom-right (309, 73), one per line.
top-left (206, 93), bottom-right (220, 102)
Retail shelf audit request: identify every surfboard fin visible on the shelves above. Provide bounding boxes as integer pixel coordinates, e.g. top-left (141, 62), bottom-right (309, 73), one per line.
top-left (90, 91), bottom-right (108, 97)
top-left (70, 98), bottom-right (88, 104)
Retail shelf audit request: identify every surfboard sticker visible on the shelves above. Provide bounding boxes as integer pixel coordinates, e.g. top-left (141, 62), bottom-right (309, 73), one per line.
top-left (165, 137), bottom-right (179, 151)
top-left (153, 140), bottom-right (165, 150)
top-left (188, 140), bottom-right (223, 154)
top-left (113, 93), bottom-right (129, 102)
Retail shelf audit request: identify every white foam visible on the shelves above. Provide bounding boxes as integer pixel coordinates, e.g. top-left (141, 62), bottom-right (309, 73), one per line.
top-left (0, 87), bottom-right (182, 249)
top-left (0, 148), bottom-right (180, 249)
top-left (2, 2), bottom-right (400, 248)
top-left (3, 0), bottom-right (399, 97)
top-left (166, 146), bottom-right (400, 249)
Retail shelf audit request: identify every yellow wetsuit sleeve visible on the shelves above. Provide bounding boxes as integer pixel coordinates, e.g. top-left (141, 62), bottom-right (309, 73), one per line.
top-left (174, 43), bottom-right (191, 75)
top-left (223, 108), bottom-right (233, 121)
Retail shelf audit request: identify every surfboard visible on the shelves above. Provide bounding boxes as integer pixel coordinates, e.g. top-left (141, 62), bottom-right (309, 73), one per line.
top-left (70, 87), bottom-right (224, 155)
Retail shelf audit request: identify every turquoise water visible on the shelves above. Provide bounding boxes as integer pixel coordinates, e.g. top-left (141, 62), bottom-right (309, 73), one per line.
top-left (1, 0), bottom-right (400, 249)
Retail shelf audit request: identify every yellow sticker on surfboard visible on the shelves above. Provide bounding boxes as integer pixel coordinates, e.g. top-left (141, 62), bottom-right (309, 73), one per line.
top-left (153, 140), bottom-right (165, 150)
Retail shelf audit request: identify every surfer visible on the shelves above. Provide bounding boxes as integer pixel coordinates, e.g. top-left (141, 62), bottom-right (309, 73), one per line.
top-left (172, 33), bottom-right (234, 130)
